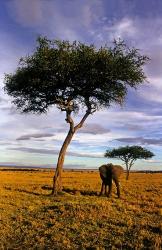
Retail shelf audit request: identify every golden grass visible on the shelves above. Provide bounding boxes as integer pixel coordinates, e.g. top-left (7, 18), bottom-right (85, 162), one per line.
top-left (0, 169), bottom-right (162, 249)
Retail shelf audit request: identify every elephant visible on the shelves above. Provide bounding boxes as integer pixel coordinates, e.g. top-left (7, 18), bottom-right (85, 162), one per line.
top-left (99, 163), bottom-right (124, 198)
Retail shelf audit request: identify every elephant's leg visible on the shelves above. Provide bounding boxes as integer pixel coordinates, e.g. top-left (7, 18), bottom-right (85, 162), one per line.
top-left (105, 184), bottom-right (108, 195)
top-left (114, 178), bottom-right (120, 198)
top-left (107, 180), bottom-right (112, 197)
top-left (99, 182), bottom-right (105, 196)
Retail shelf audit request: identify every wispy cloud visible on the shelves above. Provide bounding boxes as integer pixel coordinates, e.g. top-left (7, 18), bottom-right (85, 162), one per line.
top-left (8, 146), bottom-right (104, 158)
top-left (0, 161), bottom-right (86, 169)
top-left (140, 77), bottom-right (162, 104)
top-left (121, 123), bottom-right (144, 131)
top-left (80, 123), bottom-right (110, 134)
top-left (104, 17), bottom-right (138, 40)
top-left (116, 137), bottom-right (162, 146)
top-left (58, 123), bottom-right (110, 135)
top-left (143, 159), bottom-right (162, 164)
top-left (6, 0), bottom-right (43, 28)
top-left (16, 133), bottom-right (54, 141)
top-left (6, 0), bottom-right (104, 41)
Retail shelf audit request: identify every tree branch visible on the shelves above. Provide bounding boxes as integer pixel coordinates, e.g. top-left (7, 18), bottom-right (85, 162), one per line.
top-left (129, 159), bottom-right (135, 170)
top-left (74, 110), bottom-right (91, 132)
top-left (120, 156), bottom-right (126, 162)
top-left (65, 110), bottom-right (74, 133)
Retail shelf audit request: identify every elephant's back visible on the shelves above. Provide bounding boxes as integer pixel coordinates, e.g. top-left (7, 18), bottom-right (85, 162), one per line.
top-left (111, 165), bottom-right (124, 177)
top-left (99, 164), bottom-right (124, 178)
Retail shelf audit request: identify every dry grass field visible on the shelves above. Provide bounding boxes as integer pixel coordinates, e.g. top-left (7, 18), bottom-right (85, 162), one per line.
top-left (0, 169), bottom-right (162, 249)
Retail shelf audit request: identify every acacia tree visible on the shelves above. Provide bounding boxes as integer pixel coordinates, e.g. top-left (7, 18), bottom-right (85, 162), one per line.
top-left (105, 145), bottom-right (154, 180)
top-left (4, 37), bottom-right (149, 194)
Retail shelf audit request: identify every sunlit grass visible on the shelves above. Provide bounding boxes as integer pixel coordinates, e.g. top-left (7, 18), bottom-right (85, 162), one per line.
top-left (0, 169), bottom-right (161, 249)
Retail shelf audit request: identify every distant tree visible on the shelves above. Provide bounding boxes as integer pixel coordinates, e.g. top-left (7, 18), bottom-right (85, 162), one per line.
top-left (105, 145), bottom-right (154, 180)
top-left (4, 37), bottom-right (149, 195)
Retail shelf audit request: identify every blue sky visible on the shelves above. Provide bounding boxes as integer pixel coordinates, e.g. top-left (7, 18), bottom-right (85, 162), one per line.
top-left (0, 0), bottom-right (162, 170)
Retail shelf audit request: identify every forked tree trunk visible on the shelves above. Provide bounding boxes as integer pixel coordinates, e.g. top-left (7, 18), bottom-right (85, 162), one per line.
top-left (52, 129), bottom-right (74, 195)
top-left (52, 109), bottom-right (91, 195)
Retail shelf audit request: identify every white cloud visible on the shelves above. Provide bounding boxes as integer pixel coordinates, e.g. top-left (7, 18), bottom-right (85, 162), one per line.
top-left (104, 17), bottom-right (138, 40)
top-left (143, 159), bottom-right (162, 164)
top-left (6, 0), bottom-right (104, 41)
top-left (140, 77), bottom-right (162, 103)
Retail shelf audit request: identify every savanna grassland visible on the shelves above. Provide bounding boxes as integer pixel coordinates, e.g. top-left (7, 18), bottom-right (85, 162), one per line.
top-left (0, 169), bottom-right (161, 250)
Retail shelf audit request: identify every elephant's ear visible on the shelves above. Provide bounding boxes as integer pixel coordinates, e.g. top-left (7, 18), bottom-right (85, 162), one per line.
top-left (99, 165), bottom-right (107, 178)
top-left (102, 171), bottom-right (107, 178)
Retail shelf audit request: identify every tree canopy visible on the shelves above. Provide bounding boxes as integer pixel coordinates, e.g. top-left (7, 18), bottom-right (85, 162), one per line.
top-left (4, 37), bottom-right (149, 194)
top-left (4, 37), bottom-right (148, 115)
top-left (105, 145), bottom-right (154, 179)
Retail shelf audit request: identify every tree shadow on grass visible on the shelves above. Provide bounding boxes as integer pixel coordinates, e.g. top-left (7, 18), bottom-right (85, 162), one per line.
top-left (14, 188), bottom-right (50, 197)
top-left (42, 185), bottom-right (99, 196)
top-left (63, 187), bottom-right (99, 196)
top-left (62, 187), bottom-right (121, 198)
top-left (5, 186), bottom-right (121, 198)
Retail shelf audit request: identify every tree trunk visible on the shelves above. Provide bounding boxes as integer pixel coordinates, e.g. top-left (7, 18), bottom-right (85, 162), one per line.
top-left (51, 108), bottom-right (91, 196)
top-left (126, 169), bottom-right (130, 180)
top-left (52, 129), bottom-right (74, 195)
top-left (125, 162), bottom-right (130, 180)
top-left (126, 161), bottom-right (134, 180)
